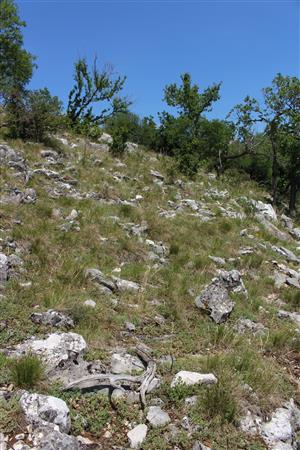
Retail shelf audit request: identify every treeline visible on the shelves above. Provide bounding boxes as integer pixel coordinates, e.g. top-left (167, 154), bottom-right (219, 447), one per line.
top-left (0, 0), bottom-right (299, 212)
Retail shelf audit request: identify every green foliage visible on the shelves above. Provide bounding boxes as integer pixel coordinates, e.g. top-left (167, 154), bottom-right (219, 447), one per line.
top-left (109, 123), bottom-right (129, 155)
top-left (0, 397), bottom-right (21, 434)
top-left (67, 57), bottom-right (130, 134)
top-left (105, 111), bottom-right (158, 149)
top-left (10, 355), bottom-right (43, 388)
top-left (64, 392), bottom-right (110, 437)
top-left (197, 384), bottom-right (237, 424)
top-left (0, 0), bottom-right (35, 100)
top-left (7, 87), bottom-right (63, 141)
top-left (157, 73), bottom-right (222, 175)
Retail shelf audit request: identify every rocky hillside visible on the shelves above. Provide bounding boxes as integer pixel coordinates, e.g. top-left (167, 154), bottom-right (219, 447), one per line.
top-left (0, 135), bottom-right (299, 450)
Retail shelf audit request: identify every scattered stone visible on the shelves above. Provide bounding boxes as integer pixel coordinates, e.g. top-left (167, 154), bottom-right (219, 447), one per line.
top-left (114, 278), bottom-right (140, 292)
top-left (110, 353), bottom-right (144, 375)
top-left (209, 255), bottom-right (226, 266)
top-left (85, 268), bottom-right (116, 292)
top-left (30, 310), bottom-right (74, 329)
top-left (20, 392), bottom-right (71, 433)
top-left (195, 270), bottom-right (246, 324)
top-left (234, 318), bottom-right (268, 336)
top-left (271, 246), bottom-right (300, 263)
top-left (98, 132), bottom-right (113, 144)
top-left (125, 321), bottom-right (136, 332)
top-left (240, 399), bottom-right (300, 449)
top-left (251, 200), bottom-right (277, 222)
top-left (83, 299), bottom-right (96, 308)
top-left (0, 254), bottom-right (8, 286)
top-left (193, 442), bottom-right (211, 450)
top-left (125, 142), bottom-right (138, 153)
top-left (65, 209), bottom-right (78, 221)
top-left (146, 406), bottom-right (171, 428)
top-left (33, 426), bottom-right (80, 450)
top-left (185, 396), bottom-right (198, 407)
top-left (10, 332), bottom-right (87, 372)
top-left (278, 310), bottom-right (300, 328)
top-left (150, 170), bottom-right (164, 181)
top-left (127, 424), bottom-right (148, 449)
top-left (41, 149), bottom-right (59, 159)
top-left (258, 215), bottom-right (290, 241)
top-left (171, 371), bottom-right (217, 387)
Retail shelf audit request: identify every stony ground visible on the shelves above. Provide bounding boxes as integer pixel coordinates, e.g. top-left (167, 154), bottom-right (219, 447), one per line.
top-left (0, 135), bottom-right (299, 450)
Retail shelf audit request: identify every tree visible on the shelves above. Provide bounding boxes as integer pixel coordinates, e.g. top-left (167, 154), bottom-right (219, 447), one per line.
top-left (0, 0), bottom-right (35, 101)
top-left (67, 57), bottom-right (130, 132)
top-left (105, 112), bottom-right (158, 149)
top-left (157, 73), bottom-right (221, 174)
top-left (7, 88), bottom-right (62, 141)
top-left (229, 74), bottom-right (300, 207)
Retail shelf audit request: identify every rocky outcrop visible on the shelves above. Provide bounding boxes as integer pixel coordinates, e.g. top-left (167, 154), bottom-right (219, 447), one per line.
top-left (195, 270), bottom-right (247, 323)
top-left (240, 399), bottom-right (300, 449)
top-left (30, 310), bottom-right (74, 329)
top-left (10, 332), bottom-right (87, 372)
top-left (234, 318), bottom-right (268, 336)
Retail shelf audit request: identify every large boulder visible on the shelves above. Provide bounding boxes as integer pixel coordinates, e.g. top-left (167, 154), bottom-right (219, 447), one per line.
top-left (10, 332), bottom-right (87, 372)
top-left (195, 270), bottom-right (246, 324)
top-left (20, 392), bottom-right (71, 433)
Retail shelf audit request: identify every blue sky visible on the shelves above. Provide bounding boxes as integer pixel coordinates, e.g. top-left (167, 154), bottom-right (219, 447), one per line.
top-left (17, 0), bottom-right (299, 121)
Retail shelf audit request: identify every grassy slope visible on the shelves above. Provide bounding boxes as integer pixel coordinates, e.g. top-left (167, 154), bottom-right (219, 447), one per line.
top-left (0, 137), bottom-right (299, 449)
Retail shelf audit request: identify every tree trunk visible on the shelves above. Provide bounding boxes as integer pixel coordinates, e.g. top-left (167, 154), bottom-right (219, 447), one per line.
top-left (271, 139), bottom-right (278, 205)
top-left (289, 176), bottom-right (298, 214)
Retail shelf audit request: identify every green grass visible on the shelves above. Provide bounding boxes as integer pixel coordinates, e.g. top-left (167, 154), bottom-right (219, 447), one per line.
top-left (10, 355), bottom-right (44, 389)
top-left (0, 136), bottom-right (299, 448)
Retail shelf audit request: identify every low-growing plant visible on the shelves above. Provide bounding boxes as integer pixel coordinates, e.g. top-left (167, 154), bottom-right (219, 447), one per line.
top-left (10, 355), bottom-right (43, 388)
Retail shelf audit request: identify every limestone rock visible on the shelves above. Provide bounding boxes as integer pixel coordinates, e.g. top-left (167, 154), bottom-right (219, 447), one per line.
top-left (85, 268), bottom-right (116, 292)
top-left (30, 310), bottom-right (74, 329)
top-left (20, 392), bottom-right (71, 433)
top-left (278, 310), bottom-right (300, 328)
top-left (234, 318), bottom-right (268, 336)
top-left (33, 427), bottom-right (80, 450)
top-left (125, 142), bottom-right (138, 153)
top-left (251, 200), bottom-right (277, 222)
top-left (127, 424), bottom-right (148, 449)
top-left (195, 270), bottom-right (246, 324)
top-left (146, 406), bottom-right (171, 428)
top-left (0, 254), bottom-right (9, 286)
top-left (110, 353), bottom-right (144, 375)
top-left (114, 278), bottom-right (140, 292)
top-left (171, 371), bottom-right (217, 387)
top-left (11, 332), bottom-right (87, 372)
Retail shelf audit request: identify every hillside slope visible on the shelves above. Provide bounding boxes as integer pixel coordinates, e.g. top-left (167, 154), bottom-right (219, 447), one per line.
top-left (0, 136), bottom-right (299, 450)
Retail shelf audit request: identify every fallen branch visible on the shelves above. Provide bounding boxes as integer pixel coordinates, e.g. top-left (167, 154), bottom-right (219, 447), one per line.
top-left (62, 345), bottom-right (157, 408)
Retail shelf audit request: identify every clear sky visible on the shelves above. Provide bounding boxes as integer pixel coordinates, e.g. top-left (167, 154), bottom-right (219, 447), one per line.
top-left (17, 0), bottom-right (299, 121)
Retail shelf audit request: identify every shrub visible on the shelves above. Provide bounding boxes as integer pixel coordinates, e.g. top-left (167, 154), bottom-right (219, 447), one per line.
top-left (7, 88), bottom-right (63, 141)
top-left (197, 384), bottom-right (237, 424)
top-left (10, 355), bottom-right (43, 388)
